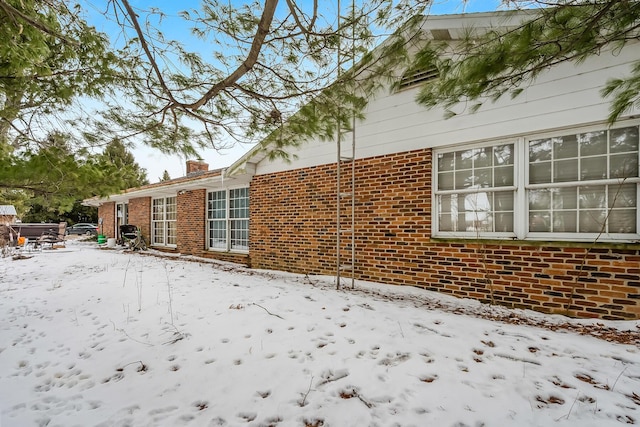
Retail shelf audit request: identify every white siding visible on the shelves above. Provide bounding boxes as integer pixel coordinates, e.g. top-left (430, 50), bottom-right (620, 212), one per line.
top-left (256, 43), bottom-right (639, 176)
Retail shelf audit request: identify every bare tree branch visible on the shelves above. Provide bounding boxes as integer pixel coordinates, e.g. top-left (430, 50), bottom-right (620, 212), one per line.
top-left (185, 0), bottom-right (280, 110)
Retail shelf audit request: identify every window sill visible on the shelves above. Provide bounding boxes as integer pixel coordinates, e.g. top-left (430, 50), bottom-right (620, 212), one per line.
top-left (207, 248), bottom-right (249, 254)
top-left (430, 236), bottom-right (640, 250)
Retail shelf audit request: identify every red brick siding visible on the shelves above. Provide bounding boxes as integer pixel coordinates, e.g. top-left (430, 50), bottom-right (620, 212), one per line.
top-left (98, 202), bottom-right (115, 238)
top-left (250, 148), bottom-right (640, 320)
top-left (177, 189), bottom-right (206, 255)
top-left (186, 160), bottom-right (209, 174)
top-left (128, 197), bottom-right (151, 243)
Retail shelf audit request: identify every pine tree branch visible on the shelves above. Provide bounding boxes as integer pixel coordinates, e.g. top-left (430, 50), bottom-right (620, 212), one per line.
top-left (0, 0), bottom-right (79, 46)
top-left (186, 0), bottom-right (279, 110)
top-left (119, 0), bottom-right (179, 106)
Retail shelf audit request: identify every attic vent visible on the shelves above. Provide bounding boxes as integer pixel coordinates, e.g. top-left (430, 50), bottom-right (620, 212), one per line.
top-left (398, 66), bottom-right (439, 90)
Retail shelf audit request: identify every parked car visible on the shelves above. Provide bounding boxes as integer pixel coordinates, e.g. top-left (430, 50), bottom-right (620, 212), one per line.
top-left (66, 223), bottom-right (99, 236)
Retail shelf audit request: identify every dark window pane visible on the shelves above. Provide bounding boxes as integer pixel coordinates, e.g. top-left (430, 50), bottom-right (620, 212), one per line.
top-left (529, 139), bottom-right (551, 162)
top-left (456, 149), bottom-right (474, 170)
top-left (554, 159), bottom-right (578, 182)
top-left (455, 170), bottom-right (473, 189)
top-left (476, 168), bottom-right (493, 187)
top-left (474, 147), bottom-right (493, 168)
top-left (580, 131), bottom-right (607, 156)
top-left (608, 210), bottom-right (637, 233)
top-left (439, 214), bottom-right (453, 231)
top-left (530, 212), bottom-right (550, 232)
top-left (579, 210), bottom-right (606, 232)
top-left (495, 144), bottom-right (514, 165)
top-left (495, 213), bottom-right (513, 232)
top-left (495, 166), bottom-right (513, 186)
top-left (579, 186), bottom-right (606, 209)
top-left (438, 172), bottom-right (454, 190)
top-left (553, 187), bottom-right (577, 210)
top-left (610, 154), bottom-right (638, 179)
top-left (609, 183), bottom-right (637, 208)
top-left (529, 189), bottom-right (551, 210)
top-left (530, 162), bottom-right (551, 184)
top-left (494, 191), bottom-right (514, 211)
top-left (438, 152), bottom-right (455, 171)
top-left (610, 126), bottom-right (639, 153)
top-left (553, 135), bottom-right (578, 159)
top-left (581, 156), bottom-right (607, 181)
top-left (553, 211), bottom-right (577, 232)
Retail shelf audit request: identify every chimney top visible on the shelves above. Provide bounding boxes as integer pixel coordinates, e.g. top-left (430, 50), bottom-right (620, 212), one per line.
top-left (186, 159), bottom-right (209, 176)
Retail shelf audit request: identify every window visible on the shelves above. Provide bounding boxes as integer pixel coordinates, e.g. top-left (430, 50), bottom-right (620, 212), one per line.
top-left (152, 196), bottom-right (177, 246)
top-left (116, 202), bottom-right (128, 238)
top-left (207, 187), bottom-right (249, 251)
top-left (436, 143), bottom-right (515, 236)
top-left (208, 190), bottom-right (226, 249)
top-left (528, 126), bottom-right (638, 237)
top-left (434, 123), bottom-right (640, 241)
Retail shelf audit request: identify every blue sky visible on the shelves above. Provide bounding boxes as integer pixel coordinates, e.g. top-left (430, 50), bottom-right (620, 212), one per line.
top-left (87, 0), bottom-right (503, 181)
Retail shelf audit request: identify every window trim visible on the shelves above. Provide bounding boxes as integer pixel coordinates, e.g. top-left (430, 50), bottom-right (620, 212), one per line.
top-left (206, 186), bottom-right (250, 253)
top-left (151, 195), bottom-right (177, 248)
top-left (432, 121), bottom-right (640, 242)
top-left (433, 138), bottom-right (519, 239)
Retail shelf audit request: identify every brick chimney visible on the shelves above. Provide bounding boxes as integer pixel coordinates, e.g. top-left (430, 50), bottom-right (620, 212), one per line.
top-left (186, 160), bottom-right (209, 175)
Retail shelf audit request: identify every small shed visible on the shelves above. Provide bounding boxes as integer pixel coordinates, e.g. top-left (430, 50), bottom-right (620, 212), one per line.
top-left (0, 205), bottom-right (18, 224)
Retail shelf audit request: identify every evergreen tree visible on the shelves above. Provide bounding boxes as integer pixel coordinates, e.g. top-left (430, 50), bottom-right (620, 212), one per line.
top-left (100, 140), bottom-right (149, 188)
top-left (0, 189), bottom-right (29, 220)
top-left (410, 1), bottom-right (640, 122)
top-left (160, 170), bottom-right (171, 182)
top-left (1, 0), bottom-right (639, 160)
top-left (0, 0), bottom-right (124, 149)
top-left (0, 132), bottom-right (130, 217)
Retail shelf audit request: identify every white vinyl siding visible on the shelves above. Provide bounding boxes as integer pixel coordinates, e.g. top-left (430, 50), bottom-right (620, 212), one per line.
top-left (434, 122), bottom-right (640, 242)
top-left (254, 42), bottom-right (638, 176)
top-left (151, 196), bottom-right (177, 247)
top-left (207, 188), bottom-right (249, 251)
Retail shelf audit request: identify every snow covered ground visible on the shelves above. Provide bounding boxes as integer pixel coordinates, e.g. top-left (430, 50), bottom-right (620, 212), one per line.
top-left (0, 240), bottom-right (639, 427)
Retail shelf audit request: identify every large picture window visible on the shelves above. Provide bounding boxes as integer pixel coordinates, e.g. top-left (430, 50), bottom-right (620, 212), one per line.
top-left (434, 123), bottom-right (640, 241)
top-left (152, 196), bottom-right (177, 246)
top-left (207, 188), bottom-right (249, 251)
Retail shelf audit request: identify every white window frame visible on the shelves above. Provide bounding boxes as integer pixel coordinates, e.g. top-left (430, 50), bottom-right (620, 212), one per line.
top-left (433, 120), bottom-right (640, 242)
top-left (433, 139), bottom-right (519, 240)
top-left (115, 202), bottom-right (128, 237)
top-left (207, 187), bottom-right (249, 252)
top-left (151, 196), bottom-right (177, 247)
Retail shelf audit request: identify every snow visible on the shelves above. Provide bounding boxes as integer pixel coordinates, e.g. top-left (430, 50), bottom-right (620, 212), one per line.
top-left (1, 240), bottom-right (639, 427)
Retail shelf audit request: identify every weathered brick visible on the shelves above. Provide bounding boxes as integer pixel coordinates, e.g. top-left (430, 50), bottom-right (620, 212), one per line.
top-left (250, 148), bottom-right (640, 320)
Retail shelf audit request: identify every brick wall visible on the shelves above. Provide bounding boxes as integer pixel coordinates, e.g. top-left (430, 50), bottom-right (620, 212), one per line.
top-left (250, 148), bottom-right (640, 320)
top-left (177, 189), bottom-right (206, 255)
top-left (128, 197), bottom-right (151, 242)
top-left (98, 202), bottom-right (115, 238)
top-left (186, 160), bottom-right (209, 174)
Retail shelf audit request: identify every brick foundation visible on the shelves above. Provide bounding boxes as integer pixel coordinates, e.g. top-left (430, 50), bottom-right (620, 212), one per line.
top-left (250, 148), bottom-right (640, 320)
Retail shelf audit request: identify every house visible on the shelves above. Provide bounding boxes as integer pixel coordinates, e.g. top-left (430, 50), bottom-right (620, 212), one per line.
top-left (0, 205), bottom-right (17, 224)
top-left (87, 11), bottom-right (640, 320)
